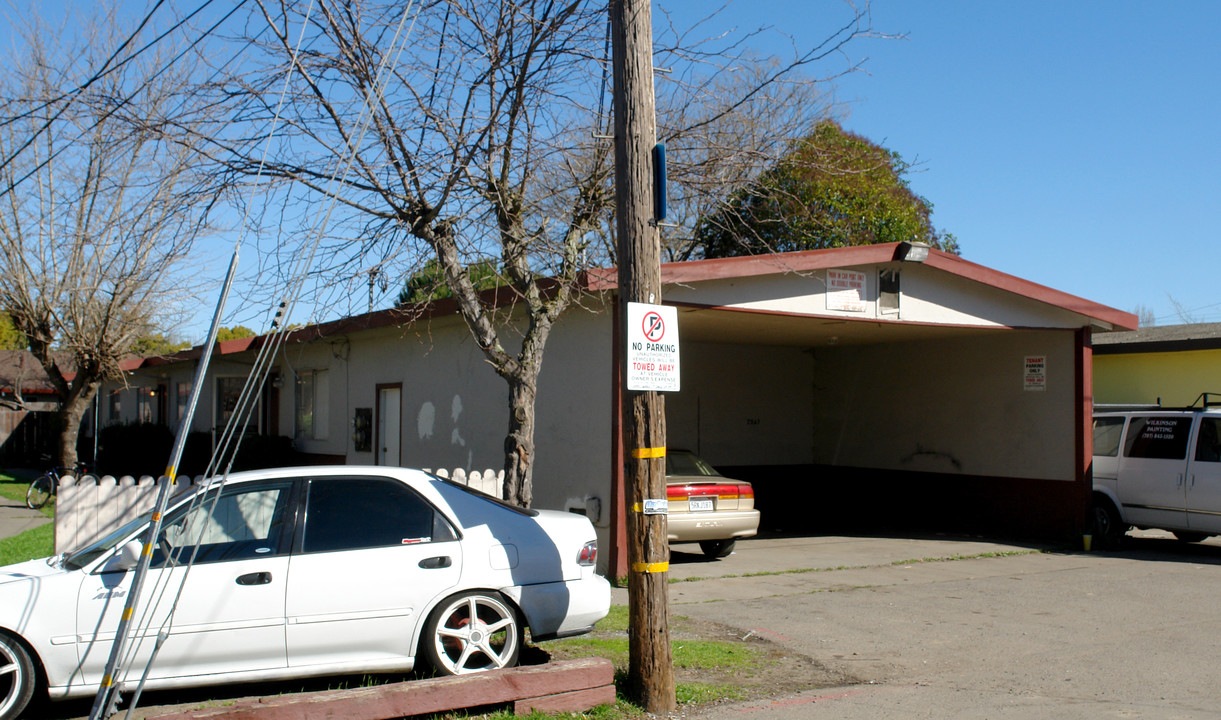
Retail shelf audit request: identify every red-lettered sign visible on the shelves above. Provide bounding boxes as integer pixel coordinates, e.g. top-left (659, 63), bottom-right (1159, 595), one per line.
top-left (626, 302), bottom-right (680, 392)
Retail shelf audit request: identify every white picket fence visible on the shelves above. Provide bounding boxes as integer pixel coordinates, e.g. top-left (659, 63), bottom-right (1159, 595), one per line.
top-left (425, 467), bottom-right (504, 497)
top-left (55, 475), bottom-right (200, 555)
top-left (53, 468), bottom-right (506, 555)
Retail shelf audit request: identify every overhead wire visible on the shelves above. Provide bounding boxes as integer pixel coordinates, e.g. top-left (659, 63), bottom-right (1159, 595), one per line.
top-left (108, 2), bottom-right (426, 716)
top-left (0, 0), bottom-right (249, 200)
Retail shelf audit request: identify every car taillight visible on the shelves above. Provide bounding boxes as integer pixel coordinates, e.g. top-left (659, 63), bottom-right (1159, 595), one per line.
top-left (666, 483), bottom-right (754, 500)
top-left (577, 540), bottom-right (597, 566)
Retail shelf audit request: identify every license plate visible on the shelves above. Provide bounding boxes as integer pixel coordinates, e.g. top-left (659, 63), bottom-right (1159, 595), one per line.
top-left (689, 497), bottom-right (714, 512)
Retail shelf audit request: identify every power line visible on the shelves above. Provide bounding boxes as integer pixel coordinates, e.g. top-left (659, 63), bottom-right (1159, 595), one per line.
top-left (0, 0), bottom-right (244, 199)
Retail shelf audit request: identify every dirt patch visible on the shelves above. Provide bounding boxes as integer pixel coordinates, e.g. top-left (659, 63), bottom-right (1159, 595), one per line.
top-left (543, 612), bottom-right (859, 710)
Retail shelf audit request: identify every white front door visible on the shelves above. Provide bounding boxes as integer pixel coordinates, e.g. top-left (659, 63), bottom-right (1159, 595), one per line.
top-left (378, 386), bottom-right (402, 466)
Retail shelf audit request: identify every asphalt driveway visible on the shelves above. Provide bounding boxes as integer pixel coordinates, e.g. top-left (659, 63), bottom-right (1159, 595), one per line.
top-left (20, 527), bottom-right (1221, 719)
top-left (660, 530), bottom-right (1221, 719)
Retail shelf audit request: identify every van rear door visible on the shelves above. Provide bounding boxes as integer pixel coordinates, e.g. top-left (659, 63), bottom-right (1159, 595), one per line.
top-left (1186, 415), bottom-right (1221, 534)
top-left (1118, 415), bottom-right (1192, 529)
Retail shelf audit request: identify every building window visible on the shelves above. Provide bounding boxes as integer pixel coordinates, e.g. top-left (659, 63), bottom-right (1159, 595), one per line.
top-left (879, 269), bottom-right (900, 315)
top-left (108, 390), bottom-right (122, 423)
top-left (176, 382), bottom-right (191, 427)
top-left (215, 377), bottom-right (262, 433)
top-left (295, 369), bottom-right (329, 440)
top-left (137, 387), bottom-right (155, 423)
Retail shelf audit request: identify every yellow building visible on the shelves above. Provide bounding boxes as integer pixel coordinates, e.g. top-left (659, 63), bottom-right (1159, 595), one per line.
top-left (1093, 323), bottom-right (1221, 407)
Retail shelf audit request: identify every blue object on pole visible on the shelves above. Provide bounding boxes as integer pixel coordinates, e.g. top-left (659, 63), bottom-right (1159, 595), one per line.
top-left (652, 143), bottom-right (667, 222)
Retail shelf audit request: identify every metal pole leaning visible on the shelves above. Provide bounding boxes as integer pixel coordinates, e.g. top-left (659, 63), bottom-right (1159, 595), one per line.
top-left (87, 248), bottom-right (240, 720)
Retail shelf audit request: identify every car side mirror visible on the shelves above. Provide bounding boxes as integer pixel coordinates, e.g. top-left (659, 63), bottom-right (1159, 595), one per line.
top-left (109, 540), bottom-right (144, 572)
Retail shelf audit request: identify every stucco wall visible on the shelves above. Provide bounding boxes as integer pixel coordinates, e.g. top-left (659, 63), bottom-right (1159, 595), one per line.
top-left (318, 305), bottom-right (616, 516)
top-left (1093, 348), bottom-right (1221, 407)
top-left (810, 329), bottom-right (1079, 481)
top-left (666, 343), bottom-right (815, 466)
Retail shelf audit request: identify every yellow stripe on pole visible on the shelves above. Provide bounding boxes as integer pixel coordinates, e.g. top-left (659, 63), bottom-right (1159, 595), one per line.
top-left (631, 562), bottom-right (669, 573)
top-left (632, 446), bottom-right (666, 459)
top-left (122, 607), bottom-right (134, 621)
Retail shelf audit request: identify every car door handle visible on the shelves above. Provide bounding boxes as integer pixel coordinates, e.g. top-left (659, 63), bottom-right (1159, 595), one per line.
top-left (419, 556), bottom-right (452, 569)
top-left (236, 572), bottom-right (272, 586)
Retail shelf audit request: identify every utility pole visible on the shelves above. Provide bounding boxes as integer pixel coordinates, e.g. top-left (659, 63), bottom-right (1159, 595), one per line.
top-left (611, 0), bottom-right (676, 713)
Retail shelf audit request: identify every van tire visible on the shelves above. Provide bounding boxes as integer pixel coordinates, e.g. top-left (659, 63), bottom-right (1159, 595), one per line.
top-left (1173, 531), bottom-right (1210, 543)
top-left (1092, 495), bottom-right (1125, 548)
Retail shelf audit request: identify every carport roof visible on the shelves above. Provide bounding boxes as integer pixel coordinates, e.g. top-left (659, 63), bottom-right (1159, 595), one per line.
top-left (123, 243), bottom-right (1136, 369)
top-left (587, 243), bottom-right (1137, 333)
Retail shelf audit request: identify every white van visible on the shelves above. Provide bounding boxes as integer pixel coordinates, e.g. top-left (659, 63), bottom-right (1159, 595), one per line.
top-left (1092, 396), bottom-right (1221, 544)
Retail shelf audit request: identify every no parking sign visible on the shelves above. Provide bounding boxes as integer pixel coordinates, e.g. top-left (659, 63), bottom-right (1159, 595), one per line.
top-left (626, 302), bottom-right (680, 392)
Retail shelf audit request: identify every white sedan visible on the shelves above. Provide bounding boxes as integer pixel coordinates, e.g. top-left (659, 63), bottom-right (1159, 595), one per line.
top-left (0, 466), bottom-right (610, 720)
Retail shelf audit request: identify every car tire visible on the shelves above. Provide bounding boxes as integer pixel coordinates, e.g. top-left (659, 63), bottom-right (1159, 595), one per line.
top-left (1173, 531), bottom-right (1210, 543)
top-left (699, 539), bottom-right (736, 559)
top-left (0, 631), bottom-right (37, 720)
top-left (1092, 495), bottom-right (1125, 548)
top-left (421, 591), bottom-right (522, 676)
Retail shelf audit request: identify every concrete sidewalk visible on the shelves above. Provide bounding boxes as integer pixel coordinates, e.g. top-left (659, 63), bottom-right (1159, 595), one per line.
top-left (0, 487), bottom-right (51, 544)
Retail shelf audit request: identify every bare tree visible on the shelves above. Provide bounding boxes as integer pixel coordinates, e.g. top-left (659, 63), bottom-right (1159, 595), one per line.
top-left (0, 10), bottom-right (214, 467)
top-left (199, 0), bottom-right (876, 506)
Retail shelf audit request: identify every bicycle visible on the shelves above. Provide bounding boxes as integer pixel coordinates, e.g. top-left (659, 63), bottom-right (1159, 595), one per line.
top-left (25, 462), bottom-right (89, 510)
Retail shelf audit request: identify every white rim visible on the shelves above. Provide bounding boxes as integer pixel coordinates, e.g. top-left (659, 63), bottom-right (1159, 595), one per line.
top-left (432, 595), bottom-right (518, 674)
top-left (0, 641), bottom-right (23, 717)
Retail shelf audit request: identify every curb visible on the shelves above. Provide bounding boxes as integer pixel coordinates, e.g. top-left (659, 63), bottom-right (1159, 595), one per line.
top-left (147, 657), bottom-right (616, 720)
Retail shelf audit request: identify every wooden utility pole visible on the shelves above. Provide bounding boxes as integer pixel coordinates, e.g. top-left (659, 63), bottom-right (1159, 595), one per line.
top-left (611, 0), bottom-right (676, 713)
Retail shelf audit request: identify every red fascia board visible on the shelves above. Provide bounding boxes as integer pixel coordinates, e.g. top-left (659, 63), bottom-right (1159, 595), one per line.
top-left (921, 251), bottom-right (1137, 330)
top-left (588, 244), bottom-right (1137, 331)
top-left (121, 285), bottom-right (532, 371)
top-left (123, 246), bottom-right (1135, 373)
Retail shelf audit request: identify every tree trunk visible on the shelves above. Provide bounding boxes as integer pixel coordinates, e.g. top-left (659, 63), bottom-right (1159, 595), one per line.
top-left (56, 382), bottom-right (98, 469)
top-left (502, 373), bottom-right (537, 508)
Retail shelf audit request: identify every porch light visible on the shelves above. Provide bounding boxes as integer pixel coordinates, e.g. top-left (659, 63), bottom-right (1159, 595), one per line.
top-left (896, 241), bottom-right (930, 263)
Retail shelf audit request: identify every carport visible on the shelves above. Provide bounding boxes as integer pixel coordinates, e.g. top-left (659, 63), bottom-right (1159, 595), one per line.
top-left (603, 243), bottom-right (1137, 576)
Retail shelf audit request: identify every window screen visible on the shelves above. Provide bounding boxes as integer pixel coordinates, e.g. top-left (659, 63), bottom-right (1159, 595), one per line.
top-left (303, 477), bottom-right (456, 554)
top-left (1124, 417), bottom-right (1192, 460)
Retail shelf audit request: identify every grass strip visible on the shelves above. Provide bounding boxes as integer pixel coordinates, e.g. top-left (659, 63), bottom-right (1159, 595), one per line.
top-left (0, 522), bottom-right (54, 566)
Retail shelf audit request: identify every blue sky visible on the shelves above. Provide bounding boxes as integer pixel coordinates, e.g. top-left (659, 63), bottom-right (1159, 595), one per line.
top-left (8, 2), bottom-right (1218, 337)
top-left (664, 0), bottom-right (1220, 325)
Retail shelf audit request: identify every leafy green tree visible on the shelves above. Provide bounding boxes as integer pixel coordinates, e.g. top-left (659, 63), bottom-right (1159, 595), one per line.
top-left (397, 260), bottom-right (502, 306)
top-left (695, 120), bottom-right (959, 258)
top-left (0, 314), bottom-right (26, 350)
top-left (215, 326), bottom-right (256, 342)
top-left (130, 333), bottom-right (191, 357)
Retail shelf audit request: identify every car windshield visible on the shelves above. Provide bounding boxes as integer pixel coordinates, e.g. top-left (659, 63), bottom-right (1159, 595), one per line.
top-left (63, 511), bottom-right (152, 570)
top-left (666, 451), bottom-right (721, 478)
